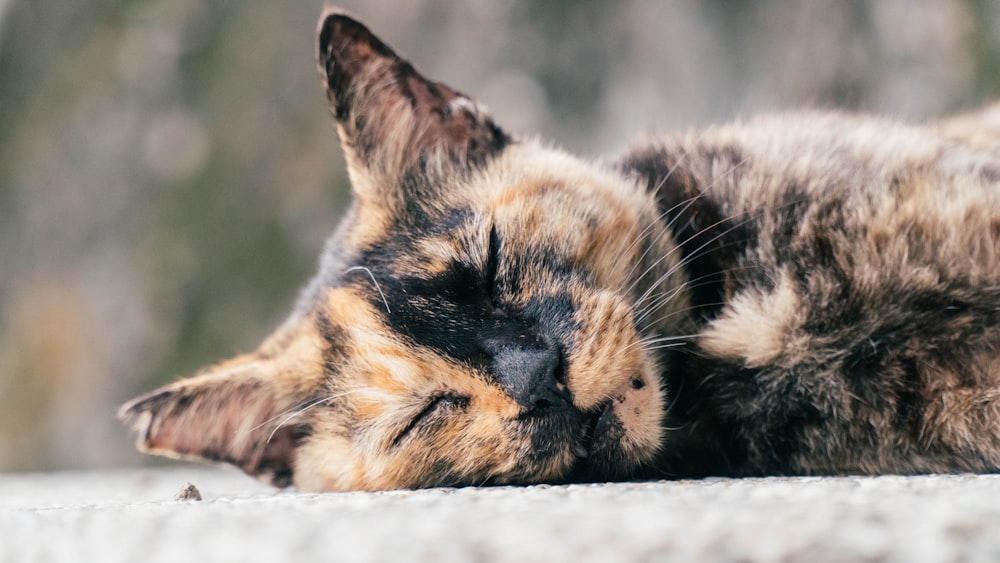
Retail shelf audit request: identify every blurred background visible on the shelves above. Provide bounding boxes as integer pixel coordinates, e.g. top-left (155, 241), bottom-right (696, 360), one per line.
top-left (0, 0), bottom-right (997, 472)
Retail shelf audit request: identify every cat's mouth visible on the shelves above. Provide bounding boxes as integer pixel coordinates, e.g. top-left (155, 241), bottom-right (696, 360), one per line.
top-left (577, 399), bottom-right (614, 458)
top-left (561, 398), bottom-right (626, 483)
top-left (561, 373), bottom-right (656, 482)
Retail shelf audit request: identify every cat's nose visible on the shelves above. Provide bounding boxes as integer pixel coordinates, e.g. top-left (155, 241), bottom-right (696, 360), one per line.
top-left (491, 345), bottom-right (570, 413)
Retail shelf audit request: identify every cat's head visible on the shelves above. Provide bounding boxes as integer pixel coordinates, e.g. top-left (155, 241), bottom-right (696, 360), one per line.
top-left (120, 9), bottom-right (690, 491)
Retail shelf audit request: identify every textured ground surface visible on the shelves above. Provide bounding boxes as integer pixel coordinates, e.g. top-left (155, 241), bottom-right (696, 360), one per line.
top-left (2, 468), bottom-right (999, 562)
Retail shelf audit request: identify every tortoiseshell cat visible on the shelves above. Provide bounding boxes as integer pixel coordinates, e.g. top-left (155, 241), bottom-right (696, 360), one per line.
top-left (121, 9), bottom-right (1000, 491)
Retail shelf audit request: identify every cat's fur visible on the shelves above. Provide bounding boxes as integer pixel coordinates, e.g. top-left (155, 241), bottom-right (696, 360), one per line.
top-left (120, 9), bottom-right (1000, 491)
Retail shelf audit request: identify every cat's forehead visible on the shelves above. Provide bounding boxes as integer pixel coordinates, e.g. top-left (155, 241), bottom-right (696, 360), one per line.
top-left (380, 143), bottom-right (645, 237)
top-left (332, 142), bottom-right (651, 298)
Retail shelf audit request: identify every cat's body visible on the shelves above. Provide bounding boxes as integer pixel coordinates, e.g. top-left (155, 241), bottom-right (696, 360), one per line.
top-left (121, 9), bottom-right (1000, 490)
top-left (627, 112), bottom-right (1000, 478)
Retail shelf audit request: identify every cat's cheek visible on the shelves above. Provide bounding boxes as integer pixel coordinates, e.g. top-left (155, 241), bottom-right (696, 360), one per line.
top-left (611, 374), bottom-right (665, 457)
top-left (292, 434), bottom-right (364, 492)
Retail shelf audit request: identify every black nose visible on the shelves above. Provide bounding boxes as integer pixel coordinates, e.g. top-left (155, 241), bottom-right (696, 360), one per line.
top-left (490, 344), bottom-right (568, 412)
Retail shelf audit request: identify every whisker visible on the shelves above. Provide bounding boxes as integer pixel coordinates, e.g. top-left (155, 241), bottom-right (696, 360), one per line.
top-left (619, 190), bottom-right (707, 293)
top-left (245, 397), bottom-right (328, 435)
top-left (639, 342), bottom-right (690, 352)
top-left (345, 265), bottom-right (392, 314)
top-left (622, 333), bottom-right (699, 353)
top-left (633, 266), bottom-right (734, 320)
top-left (632, 262), bottom-right (761, 323)
top-left (632, 254), bottom-right (772, 334)
top-left (616, 156), bottom-right (718, 291)
top-left (609, 155), bottom-right (691, 278)
top-left (636, 334), bottom-right (700, 345)
top-left (638, 302), bottom-right (730, 336)
top-left (623, 157), bottom-right (752, 298)
top-left (663, 376), bottom-right (684, 415)
top-left (249, 390), bottom-right (362, 444)
top-left (630, 195), bottom-right (807, 314)
top-left (629, 213), bottom-right (751, 307)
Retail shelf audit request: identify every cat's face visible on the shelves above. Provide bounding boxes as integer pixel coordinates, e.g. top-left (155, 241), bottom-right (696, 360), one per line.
top-left (121, 10), bottom-right (689, 491)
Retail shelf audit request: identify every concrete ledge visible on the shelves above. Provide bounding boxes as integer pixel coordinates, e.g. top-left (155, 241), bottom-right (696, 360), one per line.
top-left (2, 468), bottom-right (999, 561)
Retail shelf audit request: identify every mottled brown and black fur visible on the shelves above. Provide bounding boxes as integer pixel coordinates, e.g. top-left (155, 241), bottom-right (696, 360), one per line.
top-left (121, 9), bottom-right (1000, 491)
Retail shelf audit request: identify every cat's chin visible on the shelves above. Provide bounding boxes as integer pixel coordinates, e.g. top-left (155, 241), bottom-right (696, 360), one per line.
top-left (558, 376), bottom-right (662, 484)
top-left (561, 410), bottom-right (641, 483)
top-left (577, 400), bottom-right (618, 459)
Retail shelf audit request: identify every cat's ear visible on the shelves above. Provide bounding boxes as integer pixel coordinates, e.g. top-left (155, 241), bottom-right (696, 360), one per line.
top-left (316, 9), bottom-right (511, 196)
top-left (119, 334), bottom-right (325, 487)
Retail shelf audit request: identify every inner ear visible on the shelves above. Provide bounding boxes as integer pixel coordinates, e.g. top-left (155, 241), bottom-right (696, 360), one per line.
top-left (316, 9), bottom-right (512, 186)
top-left (119, 355), bottom-right (317, 488)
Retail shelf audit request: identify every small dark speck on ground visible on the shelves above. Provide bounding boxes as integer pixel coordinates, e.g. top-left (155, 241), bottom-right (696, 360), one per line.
top-left (174, 482), bottom-right (202, 501)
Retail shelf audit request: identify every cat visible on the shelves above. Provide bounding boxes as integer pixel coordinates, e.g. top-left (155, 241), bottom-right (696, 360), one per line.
top-left (120, 8), bottom-right (1000, 492)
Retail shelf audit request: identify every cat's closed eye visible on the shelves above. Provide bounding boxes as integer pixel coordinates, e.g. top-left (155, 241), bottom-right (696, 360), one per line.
top-left (391, 394), bottom-right (471, 448)
top-left (486, 224), bottom-right (502, 308)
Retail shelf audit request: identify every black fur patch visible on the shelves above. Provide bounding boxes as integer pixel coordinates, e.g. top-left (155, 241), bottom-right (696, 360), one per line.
top-left (345, 202), bottom-right (580, 398)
